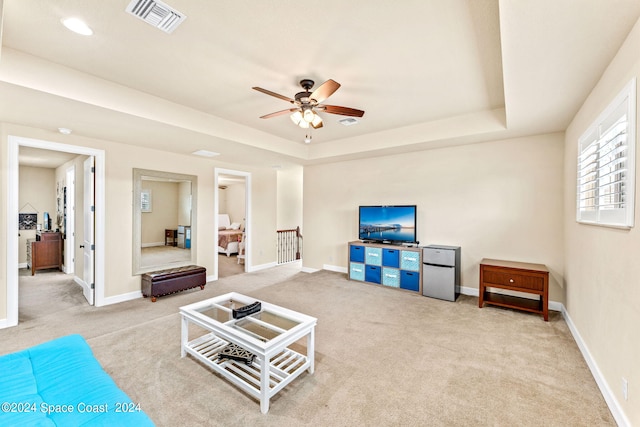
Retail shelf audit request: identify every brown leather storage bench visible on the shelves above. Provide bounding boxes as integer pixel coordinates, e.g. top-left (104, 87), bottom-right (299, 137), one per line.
top-left (142, 265), bottom-right (206, 302)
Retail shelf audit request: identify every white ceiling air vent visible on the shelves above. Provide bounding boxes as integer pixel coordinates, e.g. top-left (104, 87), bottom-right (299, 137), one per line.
top-left (126, 0), bottom-right (186, 34)
top-left (339, 117), bottom-right (359, 126)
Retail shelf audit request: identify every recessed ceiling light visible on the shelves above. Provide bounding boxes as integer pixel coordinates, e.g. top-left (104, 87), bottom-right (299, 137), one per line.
top-left (192, 150), bottom-right (220, 157)
top-left (58, 127), bottom-right (73, 135)
top-left (61, 17), bottom-right (93, 36)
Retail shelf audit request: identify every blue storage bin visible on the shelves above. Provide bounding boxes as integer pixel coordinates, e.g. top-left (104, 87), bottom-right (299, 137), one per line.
top-left (350, 263), bottom-right (365, 281)
top-left (350, 245), bottom-right (365, 263)
top-left (382, 248), bottom-right (400, 267)
top-left (365, 247), bottom-right (383, 266)
top-left (365, 265), bottom-right (382, 284)
top-left (400, 270), bottom-right (420, 291)
top-left (382, 268), bottom-right (400, 287)
top-left (400, 250), bottom-right (420, 271)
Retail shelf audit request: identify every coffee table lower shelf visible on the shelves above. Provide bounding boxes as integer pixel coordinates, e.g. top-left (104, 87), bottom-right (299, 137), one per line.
top-left (184, 333), bottom-right (310, 411)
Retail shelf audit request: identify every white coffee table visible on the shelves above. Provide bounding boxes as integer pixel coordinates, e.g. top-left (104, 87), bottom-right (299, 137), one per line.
top-left (180, 292), bottom-right (317, 413)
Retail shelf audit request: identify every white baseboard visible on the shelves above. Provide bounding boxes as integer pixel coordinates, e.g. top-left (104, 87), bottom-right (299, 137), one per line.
top-left (248, 261), bottom-right (277, 273)
top-left (141, 242), bottom-right (164, 248)
top-left (0, 318), bottom-right (10, 329)
top-left (323, 264), bottom-right (347, 274)
top-left (73, 276), bottom-right (143, 306)
top-left (562, 307), bottom-right (630, 427)
top-left (102, 291), bottom-right (145, 305)
top-left (460, 285), bottom-right (479, 297)
top-left (18, 262), bottom-right (27, 269)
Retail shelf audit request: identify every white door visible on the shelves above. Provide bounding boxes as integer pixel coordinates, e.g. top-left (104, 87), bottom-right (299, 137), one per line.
top-left (83, 157), bottom-right (95, 305)
top-left (65, 166), bottom-right (75, 274)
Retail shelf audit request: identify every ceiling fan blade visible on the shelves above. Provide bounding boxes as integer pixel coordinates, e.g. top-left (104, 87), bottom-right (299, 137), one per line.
top-left (310, 79), bottom-right (341, 103)
top-left (259, 108), bottom-right (298, 119)
top-left (320, 105), bottom-right (365, 117)
top-left (252, 87), bottom-right (296, 103)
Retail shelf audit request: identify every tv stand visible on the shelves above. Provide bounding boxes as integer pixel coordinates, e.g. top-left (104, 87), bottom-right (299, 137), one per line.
top-left (348, 241), bottom-right (422, 293)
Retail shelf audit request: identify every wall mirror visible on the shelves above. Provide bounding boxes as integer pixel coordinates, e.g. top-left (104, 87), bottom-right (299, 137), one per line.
top-left (133, 168), bottom-right (197, 274)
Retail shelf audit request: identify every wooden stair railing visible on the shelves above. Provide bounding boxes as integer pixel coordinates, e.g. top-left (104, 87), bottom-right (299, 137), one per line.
top-left (277, 226), bottom-right (303, 264)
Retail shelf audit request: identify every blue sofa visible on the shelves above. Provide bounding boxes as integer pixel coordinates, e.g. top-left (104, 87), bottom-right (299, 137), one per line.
top-left (0, 334), bottom-right (154, 426)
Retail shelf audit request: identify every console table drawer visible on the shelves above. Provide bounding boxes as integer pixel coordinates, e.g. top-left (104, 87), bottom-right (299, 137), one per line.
top-left (482, 269), bottom-right (544, 292)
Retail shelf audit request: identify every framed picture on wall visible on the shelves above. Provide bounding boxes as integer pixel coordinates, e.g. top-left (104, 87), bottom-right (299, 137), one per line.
top-left (19, 213), bottom-right (38, 230)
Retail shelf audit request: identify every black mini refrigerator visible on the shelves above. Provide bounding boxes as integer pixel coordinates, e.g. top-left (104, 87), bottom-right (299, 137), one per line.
top-left (422, 245), bottom-right (461, 301)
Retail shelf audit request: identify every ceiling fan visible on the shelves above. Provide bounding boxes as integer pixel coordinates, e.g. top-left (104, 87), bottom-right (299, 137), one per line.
top-left (252, 79), bottom-right (365, 130)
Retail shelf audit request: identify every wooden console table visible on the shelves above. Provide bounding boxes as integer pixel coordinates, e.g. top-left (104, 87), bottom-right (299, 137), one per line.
top-left (27, 231), bottom-right (63, 275)
top-left (479, 258), bottom-right (549, 321)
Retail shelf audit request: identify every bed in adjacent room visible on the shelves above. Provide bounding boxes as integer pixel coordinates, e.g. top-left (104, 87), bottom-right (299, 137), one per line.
top-left (218, 214), bottom-right (243, 256)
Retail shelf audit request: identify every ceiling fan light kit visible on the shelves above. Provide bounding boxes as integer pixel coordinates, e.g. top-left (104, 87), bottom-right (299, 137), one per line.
top-left (253, 78), bottom-right (365, 142)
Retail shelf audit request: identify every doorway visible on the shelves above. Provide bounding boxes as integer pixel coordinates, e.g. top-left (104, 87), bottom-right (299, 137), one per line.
top-left (215, 168), bottom-right (251, 280)
top-left (6, 135), bottom-right (105, 328)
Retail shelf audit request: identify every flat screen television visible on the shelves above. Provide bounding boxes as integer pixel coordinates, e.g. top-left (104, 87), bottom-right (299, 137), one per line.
top-left (358, 205), bottom-right (417, 244)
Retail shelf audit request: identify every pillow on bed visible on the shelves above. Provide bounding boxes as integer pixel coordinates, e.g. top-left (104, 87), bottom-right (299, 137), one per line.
top-left (229, 222), bottom-right (241, 230)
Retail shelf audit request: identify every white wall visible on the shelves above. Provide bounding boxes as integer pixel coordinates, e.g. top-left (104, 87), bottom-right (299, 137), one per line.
top-left (563, 16), bottom-right (640, 426)
top-left (303, 133), bottom-right (565, 302)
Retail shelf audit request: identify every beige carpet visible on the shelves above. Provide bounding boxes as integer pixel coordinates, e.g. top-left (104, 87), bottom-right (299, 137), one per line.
top-left (218, 253), bottom-right (245, 278)
top-left (141, 246), bottom-right (191, 268)
top-left (3, 266), bottom-right (614, 426)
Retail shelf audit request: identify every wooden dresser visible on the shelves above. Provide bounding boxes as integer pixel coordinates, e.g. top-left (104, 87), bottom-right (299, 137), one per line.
top-left (27, 231), bottom-right (63, 275)
top-left (479, 258), bottom-right (549, 321)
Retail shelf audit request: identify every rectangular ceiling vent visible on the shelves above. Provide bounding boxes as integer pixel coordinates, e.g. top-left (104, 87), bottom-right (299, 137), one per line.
top-left (339, 117), bottom-right (359, 126)
top-left (126, 0), bottom-right (186, 34)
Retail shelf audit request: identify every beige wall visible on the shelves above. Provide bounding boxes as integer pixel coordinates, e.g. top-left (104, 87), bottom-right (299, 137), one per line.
top-left (18, 166), bottom-right (55, 264)
top-left (303, 133), bottom-right (565, 302)
top-left (1, 123), bottom-right (278, 321)
top-left (564, 16), bottom-right (640, 425)
top-left (224, 183), bottom-right (246, 230)
top-left (0, 123), bottom-right (5, 320)
top-left (177, 181), bottom-right (191, 226)
top-left (277, 166), bottom-right (303, 231)
top-left (140, 180), bottom-right (179, 245)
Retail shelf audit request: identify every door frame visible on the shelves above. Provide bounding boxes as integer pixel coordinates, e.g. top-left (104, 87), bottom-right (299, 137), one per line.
top-left (214, 168), bottom-right (251, 280)
top-left (6, 135), bottom-right (106, 328)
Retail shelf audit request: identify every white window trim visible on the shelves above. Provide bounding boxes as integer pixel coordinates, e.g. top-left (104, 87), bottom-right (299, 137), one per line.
top-left (576, 78), bottom-right (636, 228)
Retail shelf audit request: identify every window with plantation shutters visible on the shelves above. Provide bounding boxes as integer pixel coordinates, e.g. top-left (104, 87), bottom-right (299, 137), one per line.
top-left (577, 78), bottom-right (636, 228)
top-left (141, 189), bottom-right (152, 213)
